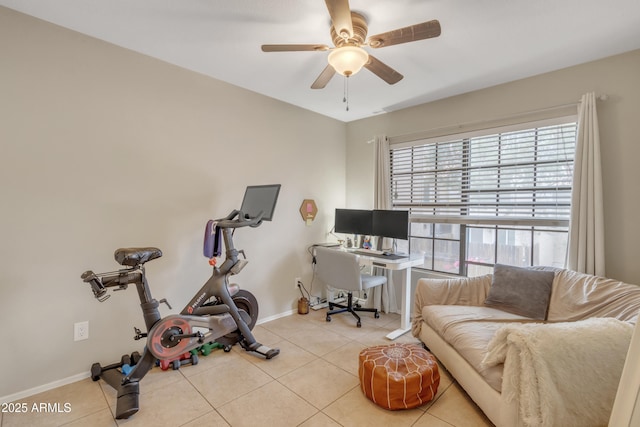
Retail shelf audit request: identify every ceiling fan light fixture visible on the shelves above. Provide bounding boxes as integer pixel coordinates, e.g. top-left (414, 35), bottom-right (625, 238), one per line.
top-left (328, 46), bottom-right (369, 77)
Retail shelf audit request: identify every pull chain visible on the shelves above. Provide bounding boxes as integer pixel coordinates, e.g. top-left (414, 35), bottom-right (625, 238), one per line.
top-left (343, 76), bottom-right (350, 111)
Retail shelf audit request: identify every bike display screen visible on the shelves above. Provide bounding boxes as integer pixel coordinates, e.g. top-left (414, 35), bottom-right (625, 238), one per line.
top-left (240, 184), bottom-right (281, 221)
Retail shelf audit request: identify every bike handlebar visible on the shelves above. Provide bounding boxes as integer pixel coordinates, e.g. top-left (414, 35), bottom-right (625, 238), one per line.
top-left (81, 270), bottom-right (109, 301)
top-left (216, 209), bottom-right (264, 229)
top-left (81, 268), bottom-right (143, 302)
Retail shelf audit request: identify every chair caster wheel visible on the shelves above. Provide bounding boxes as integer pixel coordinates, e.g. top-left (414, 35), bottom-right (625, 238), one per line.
top-left (374, 312), bottom-right (380, 319)
top-left (357, 321), bottom-right (362, 328)
top-left (326, 315), bottom-right (331, 322)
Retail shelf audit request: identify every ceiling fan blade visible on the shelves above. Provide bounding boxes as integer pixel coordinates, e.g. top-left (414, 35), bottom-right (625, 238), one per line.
top-left (367, 20), bottom-right (441, 48)
top-left (261, 44), bottom-right (330, 52)
top-left (364, 55), bottom-right (403, 85)
top-left (325, 0), bottom-right (353, 39)
top-left (311, 65), bottom-right (336, 89)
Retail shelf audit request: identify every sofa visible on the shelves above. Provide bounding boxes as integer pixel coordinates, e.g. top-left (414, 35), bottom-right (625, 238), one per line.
top-left (411, 264), bottom-right (640, 427)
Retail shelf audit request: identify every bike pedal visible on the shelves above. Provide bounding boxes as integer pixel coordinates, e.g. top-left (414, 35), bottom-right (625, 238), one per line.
top-left (133, 327), bottom-right (147, 340)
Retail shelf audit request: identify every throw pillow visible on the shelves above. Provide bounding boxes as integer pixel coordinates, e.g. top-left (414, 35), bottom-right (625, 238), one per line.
top-left (484, 264), bottom-right (555, 320)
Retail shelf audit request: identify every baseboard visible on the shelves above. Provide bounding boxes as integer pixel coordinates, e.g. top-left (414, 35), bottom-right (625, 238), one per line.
top-left (257, 308), bottom-right (296, 324)
top-left (2, 309), bottom-right (297, 403)
top-left (0, 371), bottom-right (90, 404)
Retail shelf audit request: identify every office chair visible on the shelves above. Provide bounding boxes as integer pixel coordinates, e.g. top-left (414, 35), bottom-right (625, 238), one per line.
top-left (315, 247), bottom-right (386, 327)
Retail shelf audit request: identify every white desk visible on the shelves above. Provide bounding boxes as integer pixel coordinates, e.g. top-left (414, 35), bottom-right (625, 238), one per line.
top-left (348, 250), bottom-right (423, 340)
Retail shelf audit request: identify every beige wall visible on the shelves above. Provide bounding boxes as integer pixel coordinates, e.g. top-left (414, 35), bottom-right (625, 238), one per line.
top-left (346, 49), bottom-right (640, 285)
top-left (0, 7), bottom-right (346, 399)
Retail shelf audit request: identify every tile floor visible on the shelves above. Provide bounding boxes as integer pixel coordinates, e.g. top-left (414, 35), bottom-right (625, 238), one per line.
top-left (2, 309), bottom-right (494, 427)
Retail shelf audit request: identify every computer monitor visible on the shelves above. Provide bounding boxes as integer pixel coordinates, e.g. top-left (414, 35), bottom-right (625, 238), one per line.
top-left (372, 209), bottom-right (409, 240)
top-left (240, 184), bottom-right (281, 221)
top-left (334, 208), bottom-right (373, 235)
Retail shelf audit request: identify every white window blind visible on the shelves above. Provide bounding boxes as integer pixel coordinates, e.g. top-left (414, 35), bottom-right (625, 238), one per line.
top-left (390, 119), bottom-right (577, 226)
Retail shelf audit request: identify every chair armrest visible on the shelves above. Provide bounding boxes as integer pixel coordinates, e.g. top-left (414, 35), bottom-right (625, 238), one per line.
top-left (412, 274), bottom-right (492, 336)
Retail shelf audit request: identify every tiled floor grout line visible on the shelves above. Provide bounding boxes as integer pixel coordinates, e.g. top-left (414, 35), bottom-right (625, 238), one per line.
top-left (419, 384), bottom-right (458, 427)
top-left (239, 330), bottom-right (361, 427)
top-left (177, 366), bottom-right (221, 427)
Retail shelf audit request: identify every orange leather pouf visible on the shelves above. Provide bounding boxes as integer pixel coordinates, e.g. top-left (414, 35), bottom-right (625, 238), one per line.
top-left (359, 343), bottom-right (440, 410)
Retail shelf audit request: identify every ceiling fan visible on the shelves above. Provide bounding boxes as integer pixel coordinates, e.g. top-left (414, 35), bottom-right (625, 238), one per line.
top-left (261, 0), bottom-right (441, 89)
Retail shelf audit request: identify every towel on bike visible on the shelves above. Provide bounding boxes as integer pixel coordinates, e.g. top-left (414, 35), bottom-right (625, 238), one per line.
top-left (203, 220), bottom-right (222, 258)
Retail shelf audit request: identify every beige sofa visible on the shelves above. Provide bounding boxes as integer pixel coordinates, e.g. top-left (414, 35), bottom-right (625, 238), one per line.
top-left (411, 266), bottom-right (640, 427)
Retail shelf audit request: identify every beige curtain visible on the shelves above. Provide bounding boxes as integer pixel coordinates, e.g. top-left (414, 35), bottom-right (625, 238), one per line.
top-left (374, 135), bottom-right (391, 211)
top-left (371, 135), bottom-right (398, 313)
top-left (566, 92), bottom-right (605, 276)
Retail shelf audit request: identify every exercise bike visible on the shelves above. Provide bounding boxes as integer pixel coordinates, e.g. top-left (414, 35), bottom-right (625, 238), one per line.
top-left (80, 184), bottom-right (281, 419)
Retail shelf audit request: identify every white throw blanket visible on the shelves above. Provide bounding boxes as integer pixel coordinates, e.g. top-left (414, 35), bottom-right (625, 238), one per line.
top-left (481, 317), bottom-right (633, 427)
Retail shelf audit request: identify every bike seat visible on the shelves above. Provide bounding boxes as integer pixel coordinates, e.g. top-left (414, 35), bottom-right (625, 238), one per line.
top-left (114, 247), bottom-right (162, 267)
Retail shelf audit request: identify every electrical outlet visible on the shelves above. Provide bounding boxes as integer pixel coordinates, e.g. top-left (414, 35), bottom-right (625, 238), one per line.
top-left (294, 277), bottom-right (301, 289)
top-left (74, 321), bottom-right (89, 341)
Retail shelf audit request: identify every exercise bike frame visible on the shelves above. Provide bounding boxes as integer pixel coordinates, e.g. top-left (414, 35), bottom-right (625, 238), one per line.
top-left (81, 209), bottom-right (278, 419)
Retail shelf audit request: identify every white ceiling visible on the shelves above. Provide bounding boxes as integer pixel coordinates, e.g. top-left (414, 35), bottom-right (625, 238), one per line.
top-left (3, 0), bottom-right (640, 122)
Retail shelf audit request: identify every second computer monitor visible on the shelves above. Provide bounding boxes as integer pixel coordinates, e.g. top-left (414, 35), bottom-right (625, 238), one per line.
top-left (373, 209), bottom-right (409, 240)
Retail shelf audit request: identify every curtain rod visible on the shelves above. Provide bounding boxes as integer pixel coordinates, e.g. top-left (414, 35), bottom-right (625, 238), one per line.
top-left (368, 93), bottom-right (607, 145)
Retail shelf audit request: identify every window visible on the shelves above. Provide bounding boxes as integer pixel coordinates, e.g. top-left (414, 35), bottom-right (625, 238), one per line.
top-left (390, 118), bottom-right (577, 276)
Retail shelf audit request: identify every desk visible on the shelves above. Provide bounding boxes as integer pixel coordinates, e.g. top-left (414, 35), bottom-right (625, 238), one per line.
top-left (347, 250), bottom-right (423, 340)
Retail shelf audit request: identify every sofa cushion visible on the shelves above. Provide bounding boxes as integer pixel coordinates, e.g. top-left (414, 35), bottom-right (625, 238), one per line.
top-left (421, 305), bottom-right (535, 391)
top-left (484, 264), bottom-right (555, 320)
top-left (531, 267), bottom-right (640, 323)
